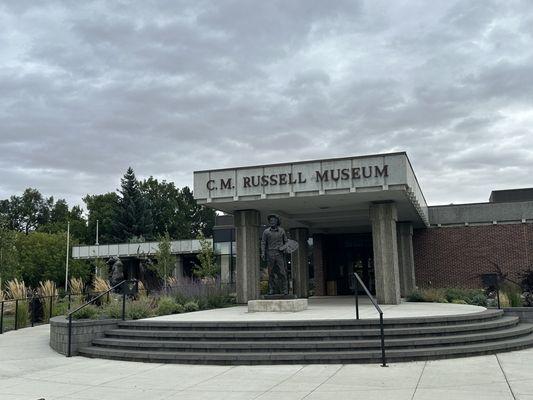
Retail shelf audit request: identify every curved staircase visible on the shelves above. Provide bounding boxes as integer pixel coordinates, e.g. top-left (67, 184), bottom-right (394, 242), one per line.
top-left (78, 309), bottom-right (533, 364)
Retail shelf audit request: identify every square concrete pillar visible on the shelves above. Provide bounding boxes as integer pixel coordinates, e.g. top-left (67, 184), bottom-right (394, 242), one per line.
top-left (312, 234), bottom-right (326, 296)
top-left (220, 254), bottom-right (231, 284)
top-left (234, 209), bottom-right (261, 303)
top-left (173, 254), bottom-right (184, 283)
top-left (397, 222), bottom-right (416, 297)
top-left (370, 202), bottom-right (401, 305)
top-left (290, 228), bottom-right (309, 298)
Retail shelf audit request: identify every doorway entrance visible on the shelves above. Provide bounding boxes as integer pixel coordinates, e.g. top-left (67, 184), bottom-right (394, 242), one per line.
top-left (323, 233), bottom-right (374, 295)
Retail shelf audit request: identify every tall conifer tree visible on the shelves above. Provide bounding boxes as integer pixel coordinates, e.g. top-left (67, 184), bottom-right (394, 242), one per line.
top-left (115, 167), bottom-right (153, 241)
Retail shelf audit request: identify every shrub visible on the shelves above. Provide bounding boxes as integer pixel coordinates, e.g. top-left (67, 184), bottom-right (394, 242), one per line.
top-left (451, 299), bottom-right (467, 304)
top-left (53, 299), bottom-right (69, 316)
top-left (101, 300), bottom-right (123, 319)
top-left (71, 304), bottom-right (99, 320)
top-left (407, 287), bottom-right (489, 305)
top-left (127, 298), bottom-right (154, 320)
top-left (260, 280), bottom-right (269, 295)
top-left (422, 288), bottom-right (447, 303)
top-left (156, 296), bottom-right (181, 316)
top-left (406, 289), bottom-right (425, 302)
top-left (183, 301), bottom-right (199, 313)
top-left (206, 293), bottom-right (234, 309)
top-left (469, 292), bottom-right (488, 307)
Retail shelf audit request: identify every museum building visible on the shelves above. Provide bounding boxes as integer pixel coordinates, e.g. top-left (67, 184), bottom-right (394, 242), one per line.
top-left (194, 152), bottom-right (533, 305)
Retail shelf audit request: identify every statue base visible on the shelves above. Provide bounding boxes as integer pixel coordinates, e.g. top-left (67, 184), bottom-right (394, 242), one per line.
top-left (247, 298), bottom-right (308, 313)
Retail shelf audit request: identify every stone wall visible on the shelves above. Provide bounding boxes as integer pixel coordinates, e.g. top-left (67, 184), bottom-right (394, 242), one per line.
top-left (413, 223), bottom-right (533, 288)
top-left (504, 307), bottom-right (533, 323)
top-left (50, 316), bottom-right (118, 356)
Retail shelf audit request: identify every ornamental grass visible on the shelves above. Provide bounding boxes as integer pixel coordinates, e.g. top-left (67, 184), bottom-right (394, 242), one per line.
top-left (69, 277), bottom-right (85, 308)
top-left (93, 277), bottom-right (111, 304)
top-left (6, 279), bottom-right (29, 328)
top-left (37, 280), bottom-right (57, 322)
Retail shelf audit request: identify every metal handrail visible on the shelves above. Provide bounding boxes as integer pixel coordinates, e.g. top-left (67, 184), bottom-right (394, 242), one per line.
top-left (353, 272), bottom-right (387, 367)
top-left (65, 279), bottom-right (137, 357)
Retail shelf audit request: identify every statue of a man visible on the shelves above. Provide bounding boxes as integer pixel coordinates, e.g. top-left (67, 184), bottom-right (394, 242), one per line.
top-left (261, 214), bottom-right (288, 295)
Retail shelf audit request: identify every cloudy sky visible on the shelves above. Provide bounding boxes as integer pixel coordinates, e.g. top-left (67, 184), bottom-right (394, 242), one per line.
top-left (1, 0), bottom-right (532, 208)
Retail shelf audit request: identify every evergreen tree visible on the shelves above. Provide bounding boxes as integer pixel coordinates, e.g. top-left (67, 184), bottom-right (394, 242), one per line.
top-left (115, 167), bottom-right (153, 241)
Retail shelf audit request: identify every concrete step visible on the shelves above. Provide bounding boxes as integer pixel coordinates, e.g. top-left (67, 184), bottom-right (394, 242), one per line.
top-left (118, 309), bottom-right (503, 331)
top-left (79, 331), bottom-right (533, 365)
top-left (92, 324), bottom-right (533, 352)
top-left (105, 316), bottom-right (519, 341)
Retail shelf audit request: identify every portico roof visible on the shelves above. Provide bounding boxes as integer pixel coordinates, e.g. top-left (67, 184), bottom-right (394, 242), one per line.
top-left (193, 152), bottom-right (428, 233)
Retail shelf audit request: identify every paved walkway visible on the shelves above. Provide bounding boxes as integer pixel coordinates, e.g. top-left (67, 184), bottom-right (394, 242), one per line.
top-left (147, 296), bottom-right (486, 321)
top-left (1, 324), bottom-right (533, 399)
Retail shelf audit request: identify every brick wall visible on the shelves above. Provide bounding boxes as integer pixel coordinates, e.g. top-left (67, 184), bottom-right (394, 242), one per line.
top-left (413, 223), bottom-right (533, 288)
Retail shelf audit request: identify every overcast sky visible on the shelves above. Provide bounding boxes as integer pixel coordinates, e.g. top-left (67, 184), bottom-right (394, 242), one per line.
top-left (1, 0), bottom-right (532, 208)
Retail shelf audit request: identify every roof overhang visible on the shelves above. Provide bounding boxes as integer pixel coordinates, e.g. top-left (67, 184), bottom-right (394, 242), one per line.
top-left (194, 152), bottom-right (429, 233)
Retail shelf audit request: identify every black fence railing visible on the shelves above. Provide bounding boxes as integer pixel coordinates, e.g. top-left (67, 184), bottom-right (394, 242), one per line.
top-left (353, 272), bottom-right (387, 367)
top-left (0, 289), bottom-right (123, 334)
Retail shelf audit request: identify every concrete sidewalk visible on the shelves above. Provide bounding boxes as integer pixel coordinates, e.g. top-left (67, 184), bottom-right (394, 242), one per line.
top-left (1, 324), bottom-right (533, 400)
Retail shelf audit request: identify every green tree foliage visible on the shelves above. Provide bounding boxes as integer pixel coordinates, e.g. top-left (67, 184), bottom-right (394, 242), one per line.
top-left (152, 232), bottom-right (174, 282)
top-left (0, 224), bottom-right (18, 289)
top-left (83, 192), bottom-right (119, 243)
top-left (115, 167), bottom-right (153, 241)
top-left (15, 231), bottom-right (90, 288)
top-left (178, 187), bottom-right (216, 239)
top-left (0, 188), bottom-right (50, 234)
top-left (193, 234), bottom-right (219, 279)
top-left (0, 188), bottom-right (87, 241)
top-left (140, 177), bottom-right (183, 238)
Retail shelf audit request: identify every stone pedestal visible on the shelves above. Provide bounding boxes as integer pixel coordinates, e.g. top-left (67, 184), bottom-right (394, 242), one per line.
top-left (234, 209), bottom-right (261, 303)
top-left (397, 222), bottom-right (416, 297)
top-left (370, 202), bottom-right (401, 305)
top-left (248, 298), bottom-right (308, 312)
top-left (290, 227), bottom-right (309, 298)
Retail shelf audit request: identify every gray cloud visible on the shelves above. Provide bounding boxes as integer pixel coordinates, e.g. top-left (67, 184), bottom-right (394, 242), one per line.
top-left (0, 0), bottom-right (532, 207)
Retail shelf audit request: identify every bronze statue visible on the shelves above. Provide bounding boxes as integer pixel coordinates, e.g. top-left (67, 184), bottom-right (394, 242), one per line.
top-left (261, 214), bottom-right (289, 295)
top-left (108, 256), bottom-right (124, 287)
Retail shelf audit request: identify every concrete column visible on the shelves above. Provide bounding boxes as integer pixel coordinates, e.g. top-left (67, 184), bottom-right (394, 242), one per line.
top-left (173, 254), bottom-right (184, 282)
top-left (290, 228), bottom-right (309, 298)
top-left (369, 202), bottom-right (401, 305)
top-left (220, 254), bottom-right (231, 284)
top-left (234, 209), bottom-right (261, 303)
top-left (312, 234), bottom-right (326, 296)
top-left (397, 222), bottom-right (416, 297)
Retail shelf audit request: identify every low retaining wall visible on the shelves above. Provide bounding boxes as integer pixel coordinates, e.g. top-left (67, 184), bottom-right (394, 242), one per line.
top-left (50, 316), bottom-right (119, 356)
top-left (503, 307), bottom-right (533, 323)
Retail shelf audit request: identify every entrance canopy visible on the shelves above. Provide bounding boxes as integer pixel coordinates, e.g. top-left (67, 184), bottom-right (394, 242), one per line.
top-left (194, 152), bottom-right (428, 233)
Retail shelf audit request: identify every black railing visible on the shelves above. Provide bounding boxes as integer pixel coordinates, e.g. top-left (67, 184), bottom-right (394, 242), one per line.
top-left (0, 290), bottom-right (117, 334)
top-left (353, 272), bottom-right (387, 367)
top-left (1, 293), bottom-right (61, 333)
top-left (65, 279), bottom-right (137, 357)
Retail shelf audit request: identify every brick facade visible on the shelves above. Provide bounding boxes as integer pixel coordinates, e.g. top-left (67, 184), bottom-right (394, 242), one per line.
top-left (413, 223), bottom-right (533, 288)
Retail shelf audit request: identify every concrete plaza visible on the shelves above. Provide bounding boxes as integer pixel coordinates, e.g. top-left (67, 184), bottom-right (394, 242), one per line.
top-left (1, 321), bottom-right (533, 400)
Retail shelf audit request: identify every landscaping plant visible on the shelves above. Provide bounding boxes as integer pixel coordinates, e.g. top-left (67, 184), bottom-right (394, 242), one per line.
top-left (93, 277), bottom-right (111, 305)
top-left (6, 279), bottom-right (29, 328)
top-left (37, 280), bottom-right (57, 322)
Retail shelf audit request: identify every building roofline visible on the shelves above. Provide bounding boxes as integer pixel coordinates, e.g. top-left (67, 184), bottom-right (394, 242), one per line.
top-left (193, 151), bottom-right (409, 174)
top-left (429, 199), bottom-right (533, 208)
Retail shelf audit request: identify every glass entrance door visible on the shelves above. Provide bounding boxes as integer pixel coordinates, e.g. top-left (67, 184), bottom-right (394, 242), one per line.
top-left (324, 233), bottom-right (374, 295)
